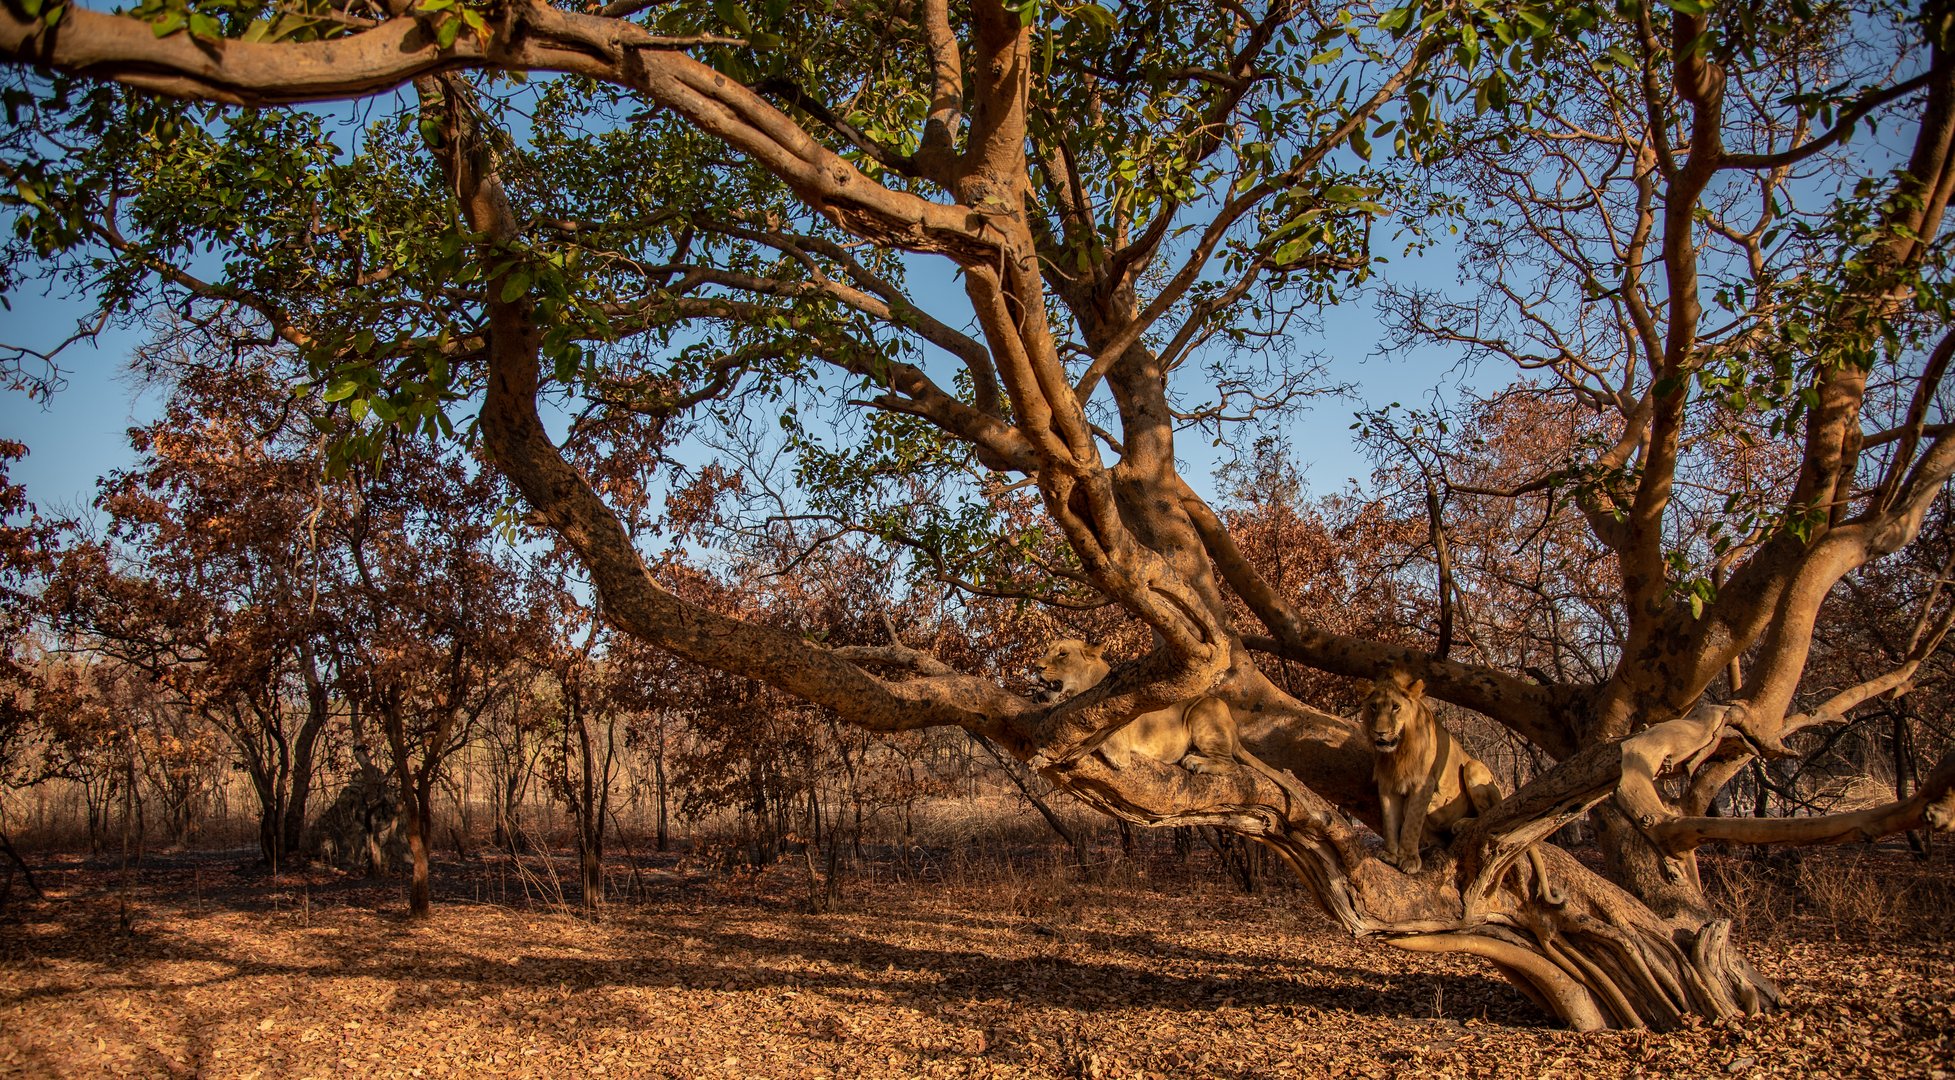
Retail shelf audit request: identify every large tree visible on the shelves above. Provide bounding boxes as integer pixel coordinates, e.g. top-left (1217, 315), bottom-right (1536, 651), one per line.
top-left (6, 0), bottom-right (1955, 1029)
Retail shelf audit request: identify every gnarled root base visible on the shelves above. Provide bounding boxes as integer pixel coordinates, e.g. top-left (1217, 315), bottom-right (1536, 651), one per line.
top-left (1047, 749), bottom-right (1780, 1032)
top-left (1389, 914), bottom-right (1779, 1032)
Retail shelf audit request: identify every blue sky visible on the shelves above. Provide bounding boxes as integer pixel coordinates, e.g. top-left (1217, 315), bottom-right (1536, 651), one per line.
top-left (1, 292), bottom-right (162, 519)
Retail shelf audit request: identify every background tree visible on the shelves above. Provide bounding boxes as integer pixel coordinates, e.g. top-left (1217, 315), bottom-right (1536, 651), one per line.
top-left (342, 437), bottom-right (539, 918)
top-left (46, 354), bottom-right (354, 864)
top-left (0, 440), bottom-right (65, 878)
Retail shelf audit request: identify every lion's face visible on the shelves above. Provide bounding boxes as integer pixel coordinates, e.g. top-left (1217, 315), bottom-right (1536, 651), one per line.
top-left (1361, 674), bottom-right (1426, 754)
top-left (1035, 638), bottom-right (1109, 700)
top-left (1927, 788), bottom-right (1955, 833)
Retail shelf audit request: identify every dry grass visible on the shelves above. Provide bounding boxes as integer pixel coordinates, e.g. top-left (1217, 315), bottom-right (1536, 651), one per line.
top-left (1701, 844), bottom-right (1955, 943)
top-left (0, 843), bottom-right (1952, 1078)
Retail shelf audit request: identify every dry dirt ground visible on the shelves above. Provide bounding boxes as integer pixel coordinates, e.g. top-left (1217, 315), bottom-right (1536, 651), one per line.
top-left (0, 847), bottom-right (1951, 1079)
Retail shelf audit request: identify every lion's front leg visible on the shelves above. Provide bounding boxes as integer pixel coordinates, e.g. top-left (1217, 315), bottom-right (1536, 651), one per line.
top-left (1378, 788), bottom-right (1405, 867)
top-left (1397, 781), bottom-right (1436, 874)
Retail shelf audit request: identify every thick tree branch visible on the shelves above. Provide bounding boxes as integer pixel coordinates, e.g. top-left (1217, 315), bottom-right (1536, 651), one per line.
top-left (1652, 748), bottom-right (1955, 851)
top-left (0, 3), bottom-right (1007, 262)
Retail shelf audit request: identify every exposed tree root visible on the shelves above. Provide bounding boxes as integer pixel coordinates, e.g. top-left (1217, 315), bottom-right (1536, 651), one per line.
top-left (1044, 740), bottom-right (1787, 1031)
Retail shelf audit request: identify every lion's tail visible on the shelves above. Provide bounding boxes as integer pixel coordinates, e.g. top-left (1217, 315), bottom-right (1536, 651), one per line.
top-left (1525, 844), bottom-right (1568, 906)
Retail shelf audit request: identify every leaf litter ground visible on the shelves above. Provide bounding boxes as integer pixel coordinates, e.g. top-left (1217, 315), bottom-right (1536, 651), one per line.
top-left (0, 847), bottom-right (1950, 1078)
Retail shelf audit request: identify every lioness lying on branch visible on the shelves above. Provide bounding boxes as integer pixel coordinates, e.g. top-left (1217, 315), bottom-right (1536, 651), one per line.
top-left (1033, 639), bottom-right (1309, 807)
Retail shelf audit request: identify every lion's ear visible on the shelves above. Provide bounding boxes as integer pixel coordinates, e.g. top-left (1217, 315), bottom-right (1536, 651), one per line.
top-left (1086, 642), bottom-right (1106, 660)
top-left (1407, 679), bottom-right (1426, 698)
top-left (1353, 679), bottom-right (1374, 696)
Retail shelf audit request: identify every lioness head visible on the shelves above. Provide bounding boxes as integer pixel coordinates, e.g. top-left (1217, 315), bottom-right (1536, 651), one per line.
top-left (1927, 788), bottom-right (1955, 833)
top-left (1361, 670), bottom-right (1426, 754)
top-left (1035, 638), bottom-right (1109, 700)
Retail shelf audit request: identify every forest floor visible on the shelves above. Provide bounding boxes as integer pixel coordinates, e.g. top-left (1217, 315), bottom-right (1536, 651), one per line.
top-left (0, 843), bottom-right (1951, 1079)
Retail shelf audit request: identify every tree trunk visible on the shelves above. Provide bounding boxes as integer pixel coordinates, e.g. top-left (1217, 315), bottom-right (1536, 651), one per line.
top-left (572, 703), bottom-right (604, 916)
top-left (1592, 805), bottom-right (1712, 921)
top-left (282, 653), bottom-right (333, 858)
top-left (494, 756), bottom-right (525, 852)
top-left (653, 741), bottom-right (669, 853)
top-left (247, 768), bottom-right (283, 868)
top-left (281, 713), bottom-right (326, 859)
top-left (379, 696), bottom-right (434, 920)
top-left (405, 778), bottom-right (434, 919)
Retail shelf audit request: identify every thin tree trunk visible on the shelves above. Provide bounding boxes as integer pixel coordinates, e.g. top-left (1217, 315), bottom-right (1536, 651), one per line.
top-left (0, 829), bottom-right (43, 900)
top-left (653, 738), bottom-right (669, 852)
top-left (970, 733), bottom-right (1087, 869)
top-left (573, 702), bottom-right (604, 915)
top-left (380, 697), bottom-right (434, 920)
top-left (407, 778), bottom-right (434, 919)
top-left (282, 656), bottom-right (333, 857)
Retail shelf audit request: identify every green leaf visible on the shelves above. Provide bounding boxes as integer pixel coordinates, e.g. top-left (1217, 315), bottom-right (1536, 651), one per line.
top-left (713, 0), bottom-right (752, 33)
top-left (323, 379), bottom-right (360, 403)
top-left (1273, 237), bottom-right (1312, 263)
top-left (435, 13), bottom-right (463, 49)
top-left (1074, 3), bottom-right (1115, 32)
top-left (500, 269), bottom-right (532, 302)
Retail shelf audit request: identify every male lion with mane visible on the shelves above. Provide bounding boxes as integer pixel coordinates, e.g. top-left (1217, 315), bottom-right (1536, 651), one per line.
top-left (1362, 669), bottom-right (1501, 874)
